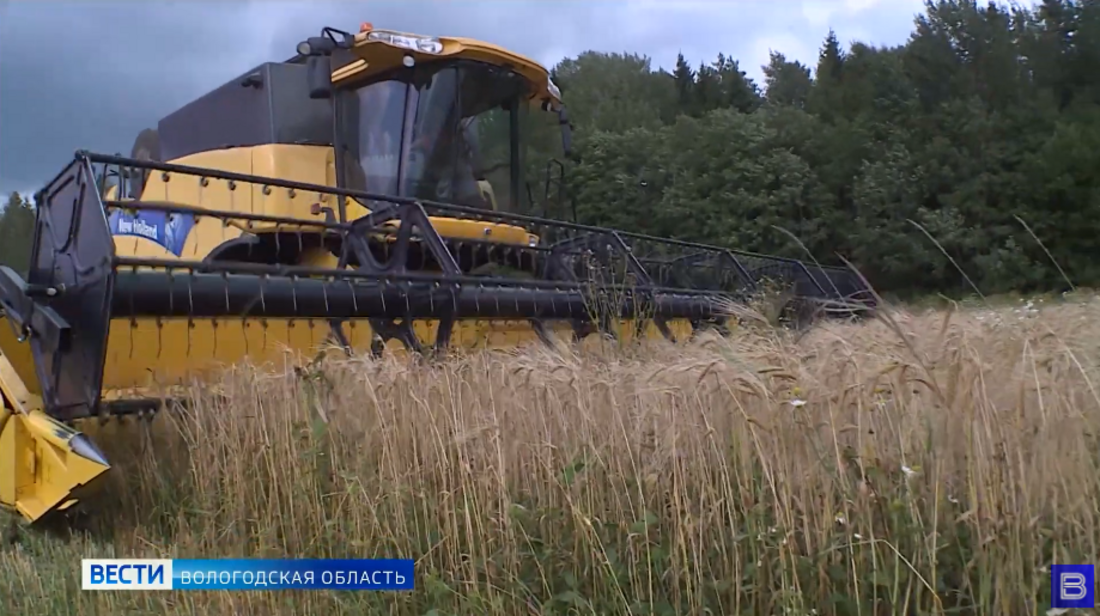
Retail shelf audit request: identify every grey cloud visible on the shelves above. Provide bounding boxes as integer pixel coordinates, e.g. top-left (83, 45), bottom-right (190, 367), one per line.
top-left (0, 1), bottom-right (282, 196)
top-left (0, 0), bottom-right (920, 198)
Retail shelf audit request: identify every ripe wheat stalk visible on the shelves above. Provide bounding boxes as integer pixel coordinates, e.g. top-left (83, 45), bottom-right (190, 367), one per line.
top-left (2, 296), bottom-right (1099, 615)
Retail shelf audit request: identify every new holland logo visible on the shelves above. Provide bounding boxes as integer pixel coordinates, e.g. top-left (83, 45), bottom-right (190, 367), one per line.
top-left (108, 209), bottom-right (195, 257)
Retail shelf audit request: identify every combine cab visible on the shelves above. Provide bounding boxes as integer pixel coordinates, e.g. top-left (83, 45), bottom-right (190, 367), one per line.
top-left (0, 24), bottom-right (875, 523)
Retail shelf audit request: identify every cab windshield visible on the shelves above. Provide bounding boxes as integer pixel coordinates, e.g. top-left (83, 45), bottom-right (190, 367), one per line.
top-left (340, 60), bottom-right (555, 213)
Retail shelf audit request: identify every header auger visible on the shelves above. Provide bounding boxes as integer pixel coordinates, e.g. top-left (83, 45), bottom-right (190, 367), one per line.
top-left (0, 23), bottom-right (875, 523)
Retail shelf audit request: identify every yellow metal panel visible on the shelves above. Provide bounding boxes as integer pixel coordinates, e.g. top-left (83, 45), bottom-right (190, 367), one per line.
top-left (427, 217), bottom-right (534, 245)
top-left (0, 408), bottom-right (29, 510)
top-left (96, 315), bottom-right (691, 396)
top-left (125, 144), bottom-right (536, 258)
top-left (101, 318), bottom-right (349, 392)
top-left (0, 315), bottom-right (40, 396)
top-left (119, 147), bottom-right (254, 262)
top-left (2, 345), bottom-right (108, 522)
top-left (0, 410), bottom-right (111, 522)
top-left (249, 144), bottom-right (358, 220)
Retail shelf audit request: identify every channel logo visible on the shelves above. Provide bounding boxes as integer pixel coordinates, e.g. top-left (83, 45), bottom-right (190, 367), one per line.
top-left (1051, 564), bottom-right (1094, 609)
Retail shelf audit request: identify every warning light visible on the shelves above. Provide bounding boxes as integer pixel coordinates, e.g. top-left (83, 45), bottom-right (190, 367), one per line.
top-left (360, 23), bottom-right (373, 32)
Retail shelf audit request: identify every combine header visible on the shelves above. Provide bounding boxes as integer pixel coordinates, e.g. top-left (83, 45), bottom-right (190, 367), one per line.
top-left (0, 24), bottom-right (874, 523)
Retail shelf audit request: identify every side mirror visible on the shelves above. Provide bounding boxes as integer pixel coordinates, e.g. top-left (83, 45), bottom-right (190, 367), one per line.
top-left (306, 55), bottom-right (333, 99)
top-left (557, 106), bottom-right (573, 158)
top-left (299, 36), bottom-right (338, 99)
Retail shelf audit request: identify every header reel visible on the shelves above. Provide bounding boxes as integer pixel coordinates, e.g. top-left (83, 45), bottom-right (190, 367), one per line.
top-left (0, 150), bottom-right (874, 523)
top-left (4, 151), bottom-right (873, 425)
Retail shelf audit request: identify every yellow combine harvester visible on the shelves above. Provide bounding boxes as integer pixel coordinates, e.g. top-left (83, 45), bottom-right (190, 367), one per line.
top-left (0, 24), bottom-right (873, 523)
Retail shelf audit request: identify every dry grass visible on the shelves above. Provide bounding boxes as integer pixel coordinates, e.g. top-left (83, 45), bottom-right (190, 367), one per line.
top-left (2, 296), bottom-right (1099, 615)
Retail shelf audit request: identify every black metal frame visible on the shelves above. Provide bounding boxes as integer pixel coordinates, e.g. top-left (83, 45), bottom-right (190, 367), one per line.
top-left (0, 151), bottom-right (876, 421)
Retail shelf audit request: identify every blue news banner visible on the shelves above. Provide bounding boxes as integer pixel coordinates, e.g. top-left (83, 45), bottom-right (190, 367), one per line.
top-left (82, 559), bottom-right (415, 591)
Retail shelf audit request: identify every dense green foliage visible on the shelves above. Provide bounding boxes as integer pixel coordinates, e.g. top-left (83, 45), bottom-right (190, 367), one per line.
top-left (3, 0), bottom-right (1099, 298)
top-left (0, 192), bottom-right (34, 275)
top-left (553, 0), bottom-right (1100, 297)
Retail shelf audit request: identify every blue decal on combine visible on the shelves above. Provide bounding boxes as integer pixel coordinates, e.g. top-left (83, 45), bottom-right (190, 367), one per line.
top-left (108, 209), bottom-right (195, 257)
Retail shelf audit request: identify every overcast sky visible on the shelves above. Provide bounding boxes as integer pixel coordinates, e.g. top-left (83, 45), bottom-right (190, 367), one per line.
top-left (0, 0), bottom-right (928, 200)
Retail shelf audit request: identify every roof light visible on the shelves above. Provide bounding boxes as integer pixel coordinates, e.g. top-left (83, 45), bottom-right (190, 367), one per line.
top-left (360, 22), bottom-right (373, 32)
top-left (367, 29), bottom-right (443, 54)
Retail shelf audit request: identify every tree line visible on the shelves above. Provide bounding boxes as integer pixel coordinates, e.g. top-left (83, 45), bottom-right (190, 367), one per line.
top-left (3, 0), bottom-right (1098, 298)
top-left (552, 0), bottom-right (1100, 297)
top-left (0, 192), bottom-right (34, 274)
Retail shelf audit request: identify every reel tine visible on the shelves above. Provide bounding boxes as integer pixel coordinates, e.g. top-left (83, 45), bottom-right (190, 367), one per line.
top-left (190, 210), bottom-right (200, 259)
top-left (261, 182), bottom-right (271, 215)
top-left (226, 178), bottom-right (241, 214)
top-left (292, 274), bottom-right (299, 314)
top-left (187, 268), bottom-right (195, 358)
top-left (242, 314), bottom-right (250, 356)
top-left (166, 266), bottom-right (175, 318)
top-left (260, 275), bottom-right (268, 351)
top-left (260, 273), bottom-right (268, 313)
